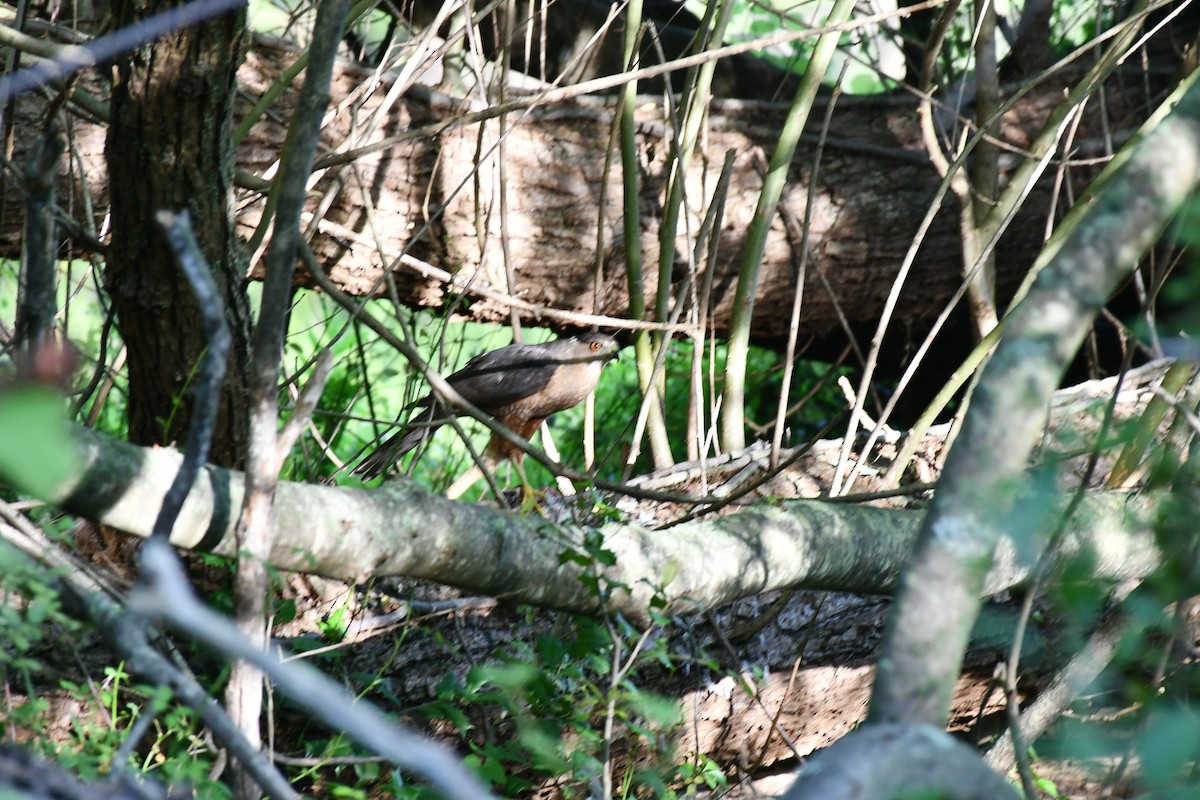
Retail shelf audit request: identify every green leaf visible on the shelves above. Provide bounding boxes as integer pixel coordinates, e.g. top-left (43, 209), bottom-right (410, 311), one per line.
top-left (1034, 776), bottom-right (1060, 798)
top-left (0, 387), bottom-right (76, 498)
top-left (623, 689), bottom-right (681, 727)
top-left (1137, 707), bottom-right (1200, 789)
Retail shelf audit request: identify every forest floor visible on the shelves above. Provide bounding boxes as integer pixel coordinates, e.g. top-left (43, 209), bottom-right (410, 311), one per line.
top-left (12, 360), bottom-right (1179, 798)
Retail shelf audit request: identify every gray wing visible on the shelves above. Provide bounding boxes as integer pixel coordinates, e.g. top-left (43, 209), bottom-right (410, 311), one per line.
top-left (444, 342), bottom-right (560, 411)
top-left (353, 342), bottom-right (559, 479)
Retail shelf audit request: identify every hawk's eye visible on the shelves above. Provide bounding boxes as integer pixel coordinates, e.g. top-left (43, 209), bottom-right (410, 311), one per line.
top-left (590, 341), bottom-right (602, 351)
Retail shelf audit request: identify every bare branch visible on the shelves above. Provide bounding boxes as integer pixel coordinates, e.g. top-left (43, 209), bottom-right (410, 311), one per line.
top-left (151, 209), bottom-right (231, 541)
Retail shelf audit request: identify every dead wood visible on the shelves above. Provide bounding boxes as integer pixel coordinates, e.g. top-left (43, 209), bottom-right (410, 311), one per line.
top-left (0, 37), bottom-right (1179, 354)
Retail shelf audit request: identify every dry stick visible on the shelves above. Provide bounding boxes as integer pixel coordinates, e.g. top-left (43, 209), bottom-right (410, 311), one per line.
top-left (638, 11), bottom-right (691, 476)
top-left (495, 9), bottom-right (521, 343)
top-left (81, 576), bottom-right (301, 800)
top-left (685, 150), bottom-right (737, 473)
top-left (1101, 378), bottom-right (1200, 793)
top-left (1107, 361), bottom-right (1197, 487)
top-left (660, 411), bottom-right (848, 528)
top-left (784, 344), bottom-right (850, 419)
top-left (701, 605), bottom-right (806, 761)
top-left (985, 601), bottom-right (1132, 774)
top-left (68, 291), bottom-right (118, 419)
top-left (877, 91), bottom-right (1094, 490)
top-left (616, 53), bottom-right (740, 479)
top-left (61, 134), bottom-right (114, 419)
top-left (274, 10), bottom-right (635, 480)
top-left (0, 0), bottom-right (31, 171)
top-left (599, 624), bottom-right (656, 800)
top-left (231, 1), bottom-right (350, 795)
top-left (976, 0), bottom-right (1163, 249)
top-left (944, 7), bottom-right (1162, 385)
top-left (397, 252), bottom-right (687, 332)
top-left (748, 593), bottom-right (827, 771)
top-left (771, 65), bottom-right (843, 470)
top-left (286, 379), bottom-right (344, 472)
top-left (0, 502), bottom-right (115, 598)
top-left (277, 350), bottom-right (335, 464)
top-left (318, 167), bottom-right (414, 455)
top-left (744, 68), bottom-right (847, 640)
top-left (1150, 383), bottom-right (1200, 439)
top-left (830, 0), bottom-right (967, 496)
top-left (243, 0), bottom-right (389, 259)
top-left (239, 0), bottom-right (386, 253)
top-left (1002, 350), bottom-right (1134, 796)
top-left (1003, 603), bottom-right (1041, 799)
top-left (620, 238), bottom-right (708, 483)
top-left (291, 0), bottom-right (626, 319)
top-left (151, 211), bottom-right (232, 541)
top-left (1005, 368), bottom-right (1184, 782)
top-left (84, 351), bottom-right (126, 430)
top-left (69, 302), bottom-right (117, 418)
top-left (634, 23), bottom-right (707, 473)
top-left (268, 0), bottom-right (510, 272)
top-left (475, 18), bottom-right (544, 493)
top-left (233, 0), bottom-right (471, 147)
top-left (587, 58), bottom-right (625, 472)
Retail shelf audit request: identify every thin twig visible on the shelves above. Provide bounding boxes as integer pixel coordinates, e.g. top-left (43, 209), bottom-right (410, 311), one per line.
top-left (151, 210), bottom-right (231, 541)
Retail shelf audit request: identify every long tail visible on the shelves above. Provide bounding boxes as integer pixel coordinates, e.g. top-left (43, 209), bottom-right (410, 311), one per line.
top-left (352, 405), bottom-right (441, 480)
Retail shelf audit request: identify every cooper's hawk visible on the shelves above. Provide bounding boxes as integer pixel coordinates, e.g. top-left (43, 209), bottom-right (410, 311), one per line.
top-left (353, 332), bottom-right (620, 496)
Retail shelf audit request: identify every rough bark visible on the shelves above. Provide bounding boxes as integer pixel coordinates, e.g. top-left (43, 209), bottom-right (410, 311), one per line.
top-left (103, 0), bottom-right (251, 467)
top-left (3, 37), bottom-right (1175, 363)
top-left (210, 48), bottom-right (1129, 352)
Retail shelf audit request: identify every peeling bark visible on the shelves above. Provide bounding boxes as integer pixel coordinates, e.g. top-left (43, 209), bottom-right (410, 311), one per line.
top-left (3, 38), bottom-right (1174, 358)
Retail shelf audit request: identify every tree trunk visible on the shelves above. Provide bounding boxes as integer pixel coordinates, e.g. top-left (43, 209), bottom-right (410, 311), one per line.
top-left (3, 36), bottom-right (1178, 377)
top-left (104, 0), bottom-right (252, 467)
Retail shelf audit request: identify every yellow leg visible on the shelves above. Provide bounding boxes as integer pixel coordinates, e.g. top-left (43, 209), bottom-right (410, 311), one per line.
top-left (445, 458), bottom-right (543, 514)
top-left (513, 459), bottom-right (545, 514)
